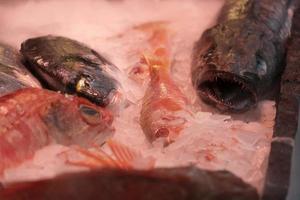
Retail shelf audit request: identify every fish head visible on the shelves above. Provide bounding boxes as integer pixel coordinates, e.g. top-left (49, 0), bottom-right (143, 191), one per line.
top-left (143, 109), bottom-right (188, 147)
top-left (75, 71), bottom-right (122, 107)
top-left (42, 93), bottom-right (114, 146)
top-left (192, 21), bottom-right (278, 112)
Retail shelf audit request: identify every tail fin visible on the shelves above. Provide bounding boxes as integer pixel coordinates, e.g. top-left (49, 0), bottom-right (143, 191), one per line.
top-left (133, 20), bottom-right (171, 49)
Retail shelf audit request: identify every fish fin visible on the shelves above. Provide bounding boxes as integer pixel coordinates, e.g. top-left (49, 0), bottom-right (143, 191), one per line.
top-left (60, 146), bottom-right (121, 169)
top-left (61, 140), bottom-right (154, 170)
top-left (106, 139), bottom-right (141, 169)
top-left (107, 139), bottom-right (155, 170)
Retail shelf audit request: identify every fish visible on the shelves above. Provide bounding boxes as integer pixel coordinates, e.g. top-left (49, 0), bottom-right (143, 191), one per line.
top-left (20, 35), bottom-right (122, 107)
top-left (0, 42), bottom-right (41, 96)
top-left (140, 51), bottom-right (190, 145)
top-left (140, 46), bottom-right (190, 145)
top-left (0, 166), bottom-right (259, 200)
top-left (0, 88), bottom-right (113, 174)
top-left (191, 0), bottom-right (295, 112)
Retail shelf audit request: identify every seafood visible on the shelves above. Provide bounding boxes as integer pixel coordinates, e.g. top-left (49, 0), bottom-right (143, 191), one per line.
top-left (0, 167), bottom-right (259, 200)
top-left (0, 88), bottom-right (113, 174)
top-left (140, 46), bottom-right (190, 145)
top-left (20, 35), bottom-right (121, 107)
top-left (0, 43), bottom-right (40, 96)
top-left (191, 0), bottom-right (295, 112)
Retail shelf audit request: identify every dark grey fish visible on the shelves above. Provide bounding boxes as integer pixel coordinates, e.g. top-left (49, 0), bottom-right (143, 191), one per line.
top-left (20, 35), bottom-right (121, 107)
top-left (0, 167), bottom-right (259, 200)
top-left (0, 43), bottom-right (41, 96)
top-left (191, 0), bottom-right (295, 112)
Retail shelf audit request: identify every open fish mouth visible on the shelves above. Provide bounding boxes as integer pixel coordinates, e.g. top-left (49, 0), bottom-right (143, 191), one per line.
top-left (197, 70), bottom-right (257, 112)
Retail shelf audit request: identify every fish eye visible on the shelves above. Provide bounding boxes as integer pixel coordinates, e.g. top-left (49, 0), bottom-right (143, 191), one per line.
top-left (256, 54), bottom-right (267, 77)
top-left (79, 104), bottom-right (101, 125)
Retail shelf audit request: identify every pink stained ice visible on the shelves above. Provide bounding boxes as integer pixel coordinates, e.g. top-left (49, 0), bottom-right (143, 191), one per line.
top-left (0, 0), bottom-right (275, 194)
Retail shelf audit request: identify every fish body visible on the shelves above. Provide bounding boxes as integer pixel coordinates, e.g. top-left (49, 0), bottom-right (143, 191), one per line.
top-left (0, 43), bottom-right (41, 96)
top-left (0, 88), bottom-right (113, 174)
top-left (140, 48), bottom-right (190, 145)
top-left (192, 0), bottom-right (295, 112)
top-left (20, 35), bottom-right (121, 107)
top-left (0, 167), bottom-right (259, 200)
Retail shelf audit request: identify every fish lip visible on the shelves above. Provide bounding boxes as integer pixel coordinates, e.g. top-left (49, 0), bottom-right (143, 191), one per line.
top-left (197, 70), bottom-right (258, 112)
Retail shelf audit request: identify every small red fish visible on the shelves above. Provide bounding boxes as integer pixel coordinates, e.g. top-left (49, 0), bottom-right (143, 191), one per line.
top-left (0, 88), bottom-right (113, 174)
top-left (140, 47), bottom-right (191, 145)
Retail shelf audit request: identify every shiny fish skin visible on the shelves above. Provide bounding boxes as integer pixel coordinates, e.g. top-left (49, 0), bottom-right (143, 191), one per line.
top-left (192, 0), bottom-right (295, 112)
top-left (20, 35), bottom-right (121, 107)
top-left (0, 167), bottom-right (259, 200)
top-left (0, 43), bottom-right (41, 96)
top-left (0, 88), bottom-right (113, 174)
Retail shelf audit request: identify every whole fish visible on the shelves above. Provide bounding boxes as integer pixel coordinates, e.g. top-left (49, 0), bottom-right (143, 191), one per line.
top-left (0, 167), bottom-right (259, 200)
top-left (138, 24), bottom-right (190, 145)
top-left (0, 43), bottom-right (40, 96)
top-left (0, 88), bottom-right (113, 174)
top-left (191, 0), bottom-right (295, 112)
top-left (20, 35), bottom-right (122, 107)
top-left (140, 47), bottom-right (190, 145)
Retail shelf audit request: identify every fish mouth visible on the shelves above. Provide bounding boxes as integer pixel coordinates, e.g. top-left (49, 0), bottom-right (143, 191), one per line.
top-left (197, 70), bottom-right (257, 112)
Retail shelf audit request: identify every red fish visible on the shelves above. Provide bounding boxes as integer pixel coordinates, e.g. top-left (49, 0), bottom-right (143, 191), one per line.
top-left (0, 88), bottom-right (113, 174)
top-left (140, 46), bottom-right (191, 145)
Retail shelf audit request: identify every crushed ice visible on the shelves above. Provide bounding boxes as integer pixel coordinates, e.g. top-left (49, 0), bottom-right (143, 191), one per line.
top-left (0, 0), bottom-right (275, 193)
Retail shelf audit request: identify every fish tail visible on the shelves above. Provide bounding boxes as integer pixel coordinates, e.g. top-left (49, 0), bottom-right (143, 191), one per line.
top-left (138, 20), bottom-right (171, 75)
top-left (133, 21), bottom-right (170, 47)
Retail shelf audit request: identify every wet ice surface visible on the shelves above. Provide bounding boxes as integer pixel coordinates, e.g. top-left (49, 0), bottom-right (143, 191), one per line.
top-left (0, 0), bottom-right (275, 193)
